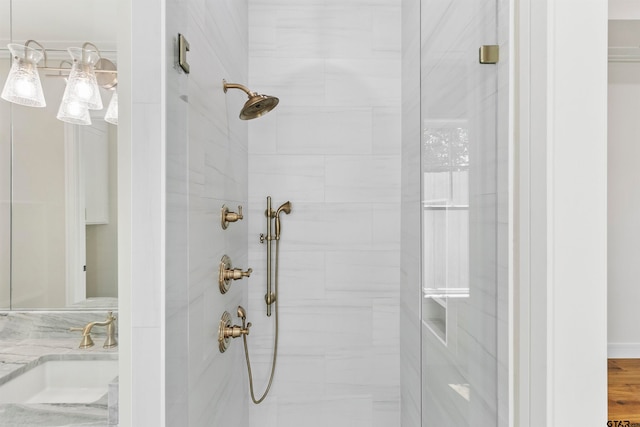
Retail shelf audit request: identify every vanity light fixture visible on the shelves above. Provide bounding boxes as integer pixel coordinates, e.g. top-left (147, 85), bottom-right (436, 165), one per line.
top-left (57, 98), bottom-right (92, 126)
top-left (60, 45), bottom-right (103, 111)
top-left (1, 41), bottom-right (47, 107)
top-left (1, 40), bottom-right (119, 125)
top-left (104, 90), bottom-right (118, 125)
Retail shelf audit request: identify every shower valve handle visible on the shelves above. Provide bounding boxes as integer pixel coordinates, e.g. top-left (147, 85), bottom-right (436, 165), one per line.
top-left (223, 322), bottom-right (252, 339)
top-left (219, 255), bottom-right (252, 294)
top-left (223, 267), bottom-right (253, 281)
top-left (221, 205), bottom-right (243, 229)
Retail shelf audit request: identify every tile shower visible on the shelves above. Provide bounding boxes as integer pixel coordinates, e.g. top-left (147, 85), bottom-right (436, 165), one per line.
top-left (246, 2), bottom-right (401, 427)
top-left (145, 0), bottom-right (505, 425)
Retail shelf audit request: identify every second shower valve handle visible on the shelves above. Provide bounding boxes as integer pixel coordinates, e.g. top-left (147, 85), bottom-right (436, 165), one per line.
top-left (222, 267), bottom-right (252, 281)
top-left (219, 255), bottom-right (252, 294)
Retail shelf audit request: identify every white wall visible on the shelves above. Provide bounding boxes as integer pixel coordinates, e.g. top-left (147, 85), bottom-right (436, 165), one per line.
top-left (86, 124), bottom-right (118, 298)
top-left (516, 0), bottom-right (608, 425)
top-left (608, 20), bottom-right (640, 357)
top-left (10, 69), bottom-right (68, 308)
top-left (246, 1), bottom-right (402, 426)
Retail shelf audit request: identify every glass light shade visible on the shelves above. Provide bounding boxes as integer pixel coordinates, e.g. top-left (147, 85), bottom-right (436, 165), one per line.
top-left (57, 98), bottom-right (91, 125)
top-left (104, 90), bottom-right (118, 125)
top-left (1, 44), bottom-right (46, 107)
top-left (61, 47), bottom-right (103, 110)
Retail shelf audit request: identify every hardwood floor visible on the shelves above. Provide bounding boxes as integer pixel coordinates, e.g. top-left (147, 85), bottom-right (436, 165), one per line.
top-left (609, 359), bottom-right (640, 423)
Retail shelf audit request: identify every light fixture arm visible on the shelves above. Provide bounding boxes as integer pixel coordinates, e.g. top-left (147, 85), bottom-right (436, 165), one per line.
top-left (81, 41), bottom-right (102, 62)
top-left (24, 39), bottom-right (48, 67)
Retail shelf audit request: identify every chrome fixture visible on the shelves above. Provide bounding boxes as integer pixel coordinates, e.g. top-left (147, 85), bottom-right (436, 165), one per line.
top-left (219, 255), bottom-right (252, 294)
top-left (70, 312), bottom-right (118, 349)
top-left (221, 204), bottom-right (243, 229)
top-left (218, 306), bottom-right (252, 353)
top-left (222, 79), bottom-right (279, 120)
top-left (1, 40), bottom-right (118, 125)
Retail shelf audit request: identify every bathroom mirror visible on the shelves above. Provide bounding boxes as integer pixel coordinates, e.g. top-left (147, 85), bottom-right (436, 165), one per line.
top-left (0, 0), bottom-right (118, 309)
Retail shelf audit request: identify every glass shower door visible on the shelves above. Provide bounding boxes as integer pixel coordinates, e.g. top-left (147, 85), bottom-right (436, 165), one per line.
top-left (420, 0), bottom-right (507, 425)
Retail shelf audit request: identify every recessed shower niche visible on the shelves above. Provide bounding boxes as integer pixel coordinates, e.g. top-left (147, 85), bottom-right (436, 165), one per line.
top-left (422, 119), bottom-right (469, 344)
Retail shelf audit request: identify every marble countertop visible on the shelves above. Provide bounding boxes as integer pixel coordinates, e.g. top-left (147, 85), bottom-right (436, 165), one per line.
top-left (0, 312), bottom-right (119, 427)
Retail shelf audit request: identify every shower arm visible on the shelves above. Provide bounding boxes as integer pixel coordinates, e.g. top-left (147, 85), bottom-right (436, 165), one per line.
top-left (223, 80), bottom-right (255, 96)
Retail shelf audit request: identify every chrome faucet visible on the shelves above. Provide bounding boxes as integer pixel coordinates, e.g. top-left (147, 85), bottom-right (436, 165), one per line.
top-left (70, 311), bottom-right (118, 349)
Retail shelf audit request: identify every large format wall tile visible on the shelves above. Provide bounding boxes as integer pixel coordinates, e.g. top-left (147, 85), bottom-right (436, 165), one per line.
top-left (166, 0), bottom-right (249, 425)
top-left (247, 1), bottom-right (401, 426)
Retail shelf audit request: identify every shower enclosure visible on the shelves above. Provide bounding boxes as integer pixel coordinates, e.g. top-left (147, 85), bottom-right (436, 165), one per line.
top-left (402, 0), bottom-right (509, 425)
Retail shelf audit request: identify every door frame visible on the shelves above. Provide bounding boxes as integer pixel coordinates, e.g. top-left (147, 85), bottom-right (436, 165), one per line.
top-left (513, 0), bottom-right (608, 425)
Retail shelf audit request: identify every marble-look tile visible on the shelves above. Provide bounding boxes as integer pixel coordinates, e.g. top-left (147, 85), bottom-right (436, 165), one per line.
top-left (323, 396), bottom-right (373, 427)
top-left (165, 0), bottom-right (251, 424)
top-left (0, 312), bottom-right (119, 341)
top-left (325, 156), bottom-right (400, 203)
top-left (373, 400), bottom-right (400, 427)
top-left (249, 57), bottom-right (327, 107)
top-left (248, 113), bottom-right (278, 154)
top-left (247, 0), bottom-right (401, 426)
top-left (108, 381), bottom-right (119, 426)
top-left (325, 251), bottom-right (399, 297)
top-left (276, 398), bottom-right (327, 427)
top-left (276, 107), bottom-right (373, 155)
top-left (0, 403), bottom-right (110, 426)
top-left (373, 108), bottom-right (401, 155)
top-left (248, 155), bottom-right (325, 202)
top-left (276, 202), bottom-right (374, 251)
top-left (325, 59), bottom-right (400, 107)
top-left (372, 6), bottom-right (402, 57)
top-left (372, 203), bottom-right (402, 251)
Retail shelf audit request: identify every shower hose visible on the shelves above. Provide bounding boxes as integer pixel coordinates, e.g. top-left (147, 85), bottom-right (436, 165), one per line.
top-left (242, 238), bottom-right (280, 404)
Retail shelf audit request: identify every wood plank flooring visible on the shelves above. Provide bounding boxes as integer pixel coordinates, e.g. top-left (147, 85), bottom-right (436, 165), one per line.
top-left (609, 359), bottom-right (640, 423)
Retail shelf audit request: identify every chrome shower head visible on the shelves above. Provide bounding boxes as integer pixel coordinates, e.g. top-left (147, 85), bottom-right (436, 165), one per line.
top-left (223, 79), bottom-right (279, 120)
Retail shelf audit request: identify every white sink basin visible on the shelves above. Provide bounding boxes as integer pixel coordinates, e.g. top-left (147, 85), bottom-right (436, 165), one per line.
top-left (0, 357), bottom-right (118, 404)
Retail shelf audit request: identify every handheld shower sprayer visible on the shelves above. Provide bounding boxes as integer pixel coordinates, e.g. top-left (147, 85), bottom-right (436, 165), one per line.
top-left (274, 201), bottom-right (292, 240)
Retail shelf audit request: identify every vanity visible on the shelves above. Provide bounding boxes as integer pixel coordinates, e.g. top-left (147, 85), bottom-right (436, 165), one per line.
top-left (0, 312), bottom-right (118, 426)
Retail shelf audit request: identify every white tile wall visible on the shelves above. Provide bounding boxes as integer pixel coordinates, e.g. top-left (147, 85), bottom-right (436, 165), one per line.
top-left (247, 1), bottom-right (401, 426)
top-left (165, 0), bottom-right (250, 426)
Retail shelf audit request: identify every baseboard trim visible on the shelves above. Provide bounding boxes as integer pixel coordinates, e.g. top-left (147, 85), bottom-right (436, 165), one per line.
top-left (608, 343), bottom-right (640, 358)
